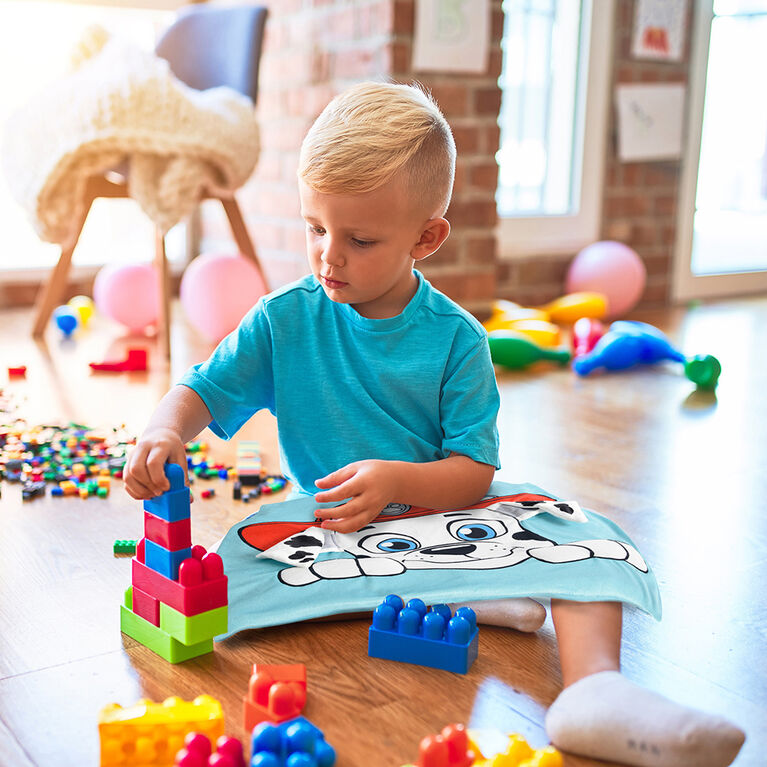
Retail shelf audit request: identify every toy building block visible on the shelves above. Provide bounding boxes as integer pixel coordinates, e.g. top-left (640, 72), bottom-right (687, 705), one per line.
top-left (144, 537), bottom-right (193, 580)
top-left (175, 732), bottom-right (246, 767)
top-left (90, 348), bottom-right (148, 372)
top-left (471, 733), bottom-right (562, 767)
top-left (143, 463), bottom-right (191, 522)
top-left (8, 365), bottom-right (27, 377)
top-left (236, 440), bottom-right (262, 485)
top-left (244, 664), bottom-right (307, 731)
top-left (251, 716), bottom-right (335, 767)
top-left (99, 694), bottom-right (224, 766)
top-left (121, 588), bottom-right (213, 663)
top-left (368, 595), bottom-right (478, 674)
top-left (160, 601), bottom-right (228, 646)
top-left (131, 545), bottom-right (228, 616)
top-left (410, 723), bottom-right (476, 767)
top-left (21, 480), bottom-right (46, 500)
top-left (144, 511), bottom-right (192, 550)
top-left (113, 539), bottom-right (138, 556)
top-left (132, 585), bottom-right (160, 626)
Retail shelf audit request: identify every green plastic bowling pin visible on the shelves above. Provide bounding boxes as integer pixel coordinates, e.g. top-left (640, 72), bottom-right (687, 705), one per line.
top-left (488, 331), bottom-right (572, 370)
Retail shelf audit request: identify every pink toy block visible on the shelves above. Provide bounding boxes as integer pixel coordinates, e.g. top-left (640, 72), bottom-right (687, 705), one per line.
top-left (90, 348), bottom-right (148, 372)
top-left (132, 546), bottom-right (227, 617)
top-left (243, 664), bottom-right (307, 731)
top-left (144, 511), bottom-right (192, 551)
top-left (132, 585), bottom-right (160, 626)
top-left (175, 732), bottom-right (246, 767)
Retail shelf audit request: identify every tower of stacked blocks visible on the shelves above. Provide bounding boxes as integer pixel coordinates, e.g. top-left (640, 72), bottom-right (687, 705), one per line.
top-left (120, 463), bottom-right (228, 663)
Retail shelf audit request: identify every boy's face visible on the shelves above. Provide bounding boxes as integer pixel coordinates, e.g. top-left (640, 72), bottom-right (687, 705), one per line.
top-left (299, 176), bottom-right (431, 319)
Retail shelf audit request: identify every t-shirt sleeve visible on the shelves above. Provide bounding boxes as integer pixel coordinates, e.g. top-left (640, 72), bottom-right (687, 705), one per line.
top-left (440, 334), bottom-right (501, 469)
top-left (177, 301), bottom-right (275, 440)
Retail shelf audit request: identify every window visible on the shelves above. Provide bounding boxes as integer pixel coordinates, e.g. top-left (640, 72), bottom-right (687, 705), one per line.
top-left (495, 0), bottom-right (613, 258)
top-left (0, 1), bottom-right (180, 283)
top-left (672, 0), bottom-right (767, 300)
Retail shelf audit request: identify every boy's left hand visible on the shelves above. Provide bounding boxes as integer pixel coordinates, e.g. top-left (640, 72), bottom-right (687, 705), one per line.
top-left (314, 460), bottom-right (400, 533)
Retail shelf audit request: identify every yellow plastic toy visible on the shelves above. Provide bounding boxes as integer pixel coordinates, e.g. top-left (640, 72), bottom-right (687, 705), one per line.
top-left (98, 695), bottom-right (224, 766)
top-left (536, 291), bottom-right (607, 324)
top-left (486, 292), bottom-right (608, 331)
top-left (484, 318), bottom-right (561, 347)
top-left (472, 732), bottom-right (563, 767)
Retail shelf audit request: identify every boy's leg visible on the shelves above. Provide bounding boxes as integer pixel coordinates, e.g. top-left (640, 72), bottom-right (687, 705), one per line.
top-left (546, 599), bottom-right (745, 767)
top-left (448, 597), bottom-right (546, 633)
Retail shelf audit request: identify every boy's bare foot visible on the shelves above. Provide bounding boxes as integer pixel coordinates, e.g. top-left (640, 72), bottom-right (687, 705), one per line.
top-left (448, 598), bottom-right (546, 633)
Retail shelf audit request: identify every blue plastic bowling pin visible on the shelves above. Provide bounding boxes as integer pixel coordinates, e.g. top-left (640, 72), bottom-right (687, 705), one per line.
top-left (574, 321), bottom-right (685, 376)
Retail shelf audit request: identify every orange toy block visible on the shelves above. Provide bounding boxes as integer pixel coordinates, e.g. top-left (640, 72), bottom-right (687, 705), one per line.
top-left (243, 663), bottom-right (307, 730)
top-left (416, 723), bottom-right (476, 767)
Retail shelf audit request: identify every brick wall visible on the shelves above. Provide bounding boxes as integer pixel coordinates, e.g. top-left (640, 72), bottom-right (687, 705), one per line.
top-left (496, 0), bottom-right (693, 310)
top-left (208, 0), bottom-right (502, 314)
top-left (210, 0), bottom-right (692, 316)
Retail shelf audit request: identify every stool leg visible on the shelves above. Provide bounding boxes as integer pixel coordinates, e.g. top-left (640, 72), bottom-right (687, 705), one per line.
top-left (155, 228), bottom-right (171, 360)
top-left (220, 196), bottom-right (269, 288)
top-left (32, 197), bottom-right (93, 337)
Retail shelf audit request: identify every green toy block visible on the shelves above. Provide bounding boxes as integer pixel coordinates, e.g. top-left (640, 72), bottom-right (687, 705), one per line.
top-left (113, 539), bottom-right (138, 555)
top-left (120, 589), bottom-right (213, 663)
top-left (159, 602), bottom-right (228, 645)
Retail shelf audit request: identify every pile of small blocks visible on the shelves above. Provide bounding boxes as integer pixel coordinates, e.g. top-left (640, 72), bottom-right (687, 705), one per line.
top-left (368, 595), bottom-right (478, 674)
top-left (120, 462), bottom-right (228, 663)
top-left (98, 695), bottom-right (223, 766)
top-left (251, 716), bottom-right (335, 767)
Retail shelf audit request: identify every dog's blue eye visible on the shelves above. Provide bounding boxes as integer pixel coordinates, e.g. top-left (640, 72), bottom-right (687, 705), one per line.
top-left (454, 523), bottom-right (497, 541)
top-left (377, 537), bottom-right (418, 553)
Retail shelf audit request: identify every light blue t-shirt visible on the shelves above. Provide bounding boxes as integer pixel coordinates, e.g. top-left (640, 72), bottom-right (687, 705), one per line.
top-left (179, 270), bottom-right (500, 495)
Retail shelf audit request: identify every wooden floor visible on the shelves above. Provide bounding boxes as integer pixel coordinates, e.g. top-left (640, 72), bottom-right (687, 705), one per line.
top-left (0, 295), bottom-right (765, 767)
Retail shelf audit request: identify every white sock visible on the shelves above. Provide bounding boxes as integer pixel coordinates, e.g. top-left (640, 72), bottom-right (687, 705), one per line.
top-left (545, 671), bottom-right (745, 767)
top-left (448, 598), bottom-right (546, 633)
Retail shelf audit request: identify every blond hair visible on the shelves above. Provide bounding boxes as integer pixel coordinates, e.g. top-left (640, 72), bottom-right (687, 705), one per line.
top-left (298, 81), bottom-right (456, 217)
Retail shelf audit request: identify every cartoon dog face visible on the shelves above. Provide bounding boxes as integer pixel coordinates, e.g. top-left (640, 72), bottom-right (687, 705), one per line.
top-left (236, 493), bottom-right (646, 587)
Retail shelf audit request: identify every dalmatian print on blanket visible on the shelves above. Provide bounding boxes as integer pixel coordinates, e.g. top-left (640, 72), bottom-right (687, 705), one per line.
top-left (215, 481), bottom-right (661, 639)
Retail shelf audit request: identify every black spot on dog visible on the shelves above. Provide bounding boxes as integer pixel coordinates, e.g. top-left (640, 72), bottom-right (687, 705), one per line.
top-left (285, 535), bottom-right (322, 548)
top-left (517, 501), bottom-right (544, 507)
top-left (554, 503), bottom-right (575, 515)
top-left (511, 530), bottom-right (549, 542)
top-left (289, 551), bottom-right (311, 560)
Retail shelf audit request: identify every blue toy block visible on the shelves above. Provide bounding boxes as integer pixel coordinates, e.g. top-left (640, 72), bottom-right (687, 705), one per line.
top-left (144, 538), bottom-right (192, 580)
top-left (142, 463), bottom-right (190, 522)
top-left (367, 595), bottom-right (478, 674)
top-left (251, 716), bottom-right (335, 767)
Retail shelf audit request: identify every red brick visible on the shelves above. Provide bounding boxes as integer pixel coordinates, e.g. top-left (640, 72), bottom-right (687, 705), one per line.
top-left (452, 125), bottom-right (480, 154)
top-left (466, 235), bottom-right (497, 265)
top-left (469, 161), bottom-right (499, 190)
top-left (474, 87), bottom-right (502, 116)
top-left (382, 41), bottom-right (411, 74)
top-left (429, 82), bottom-right (470, 117)
top-left (392, 0), bottom-right (414, 35)
top-left (424, 270), bottom-right (497, 303)
top-left (332, 46), bottom-right (376, 79)
top-left (446, 199), bottom-right (498, 228)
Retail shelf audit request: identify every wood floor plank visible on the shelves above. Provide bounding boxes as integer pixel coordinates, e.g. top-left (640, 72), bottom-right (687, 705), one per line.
top-left (1, 297), bottom-right (765, 765)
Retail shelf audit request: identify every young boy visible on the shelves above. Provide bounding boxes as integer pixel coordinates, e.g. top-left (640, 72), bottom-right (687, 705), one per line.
top-left (124, 82), bottom-right (744, 767)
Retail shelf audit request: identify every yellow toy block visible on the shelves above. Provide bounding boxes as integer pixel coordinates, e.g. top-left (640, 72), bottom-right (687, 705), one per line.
top-left (79, 486), bottom-right (90, 499)
top-left (97, 476), bottom-right (111, 489)
top-left (472, 733), bottom-right (562, 767)
top-left (60, 481), bottom-right (78, 496)
top-left (98, 695), bottom-right (224, 766)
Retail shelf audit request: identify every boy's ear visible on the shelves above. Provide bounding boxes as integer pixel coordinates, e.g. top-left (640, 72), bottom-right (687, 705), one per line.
top-left (411, 217), bottom-right (451, 262)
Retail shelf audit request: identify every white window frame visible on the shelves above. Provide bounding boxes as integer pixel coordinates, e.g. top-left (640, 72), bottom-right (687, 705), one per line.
top-left (497, 0), bottom-right (614, 260)
top-left (672, 0), bottom-right (767, 301)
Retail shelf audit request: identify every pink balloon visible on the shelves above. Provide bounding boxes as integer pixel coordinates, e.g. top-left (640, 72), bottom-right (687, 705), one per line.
top-left (93, 262), bottom-right (159, 332)
top-left (180, 254), bottom-right (267, 342)
top-left (566, 241), bottom-right (647, 318)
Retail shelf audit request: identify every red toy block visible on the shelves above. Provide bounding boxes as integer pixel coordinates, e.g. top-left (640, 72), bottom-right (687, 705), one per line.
top-left (132, 585), bottom-right (160, 626)
top-left (243, 664), bottom-right (307, 730)
top-left (417, 724), bottom-right (475, 767)
top-left (131, 547), bottom-right (227, 617)
top-left (8, 366), bottom-right (26, 377)
top-left (144, 510), bottom-right (192, 551)
top-left (90, 348), bottom-right (148, 372)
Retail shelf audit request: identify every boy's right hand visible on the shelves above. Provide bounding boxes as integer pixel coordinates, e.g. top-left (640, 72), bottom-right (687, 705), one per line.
top-left (124, 427), bottom-right (189, 500)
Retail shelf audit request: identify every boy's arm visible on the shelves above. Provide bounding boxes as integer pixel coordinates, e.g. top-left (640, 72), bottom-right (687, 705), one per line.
top-left (313, 454), bottom-right (495, 534)
top-left (124, 384), bottom-right (212, 500)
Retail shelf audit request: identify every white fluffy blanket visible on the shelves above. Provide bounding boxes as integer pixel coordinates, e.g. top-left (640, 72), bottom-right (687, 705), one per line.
top-left (2, 32), bottom-right (259, 245)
